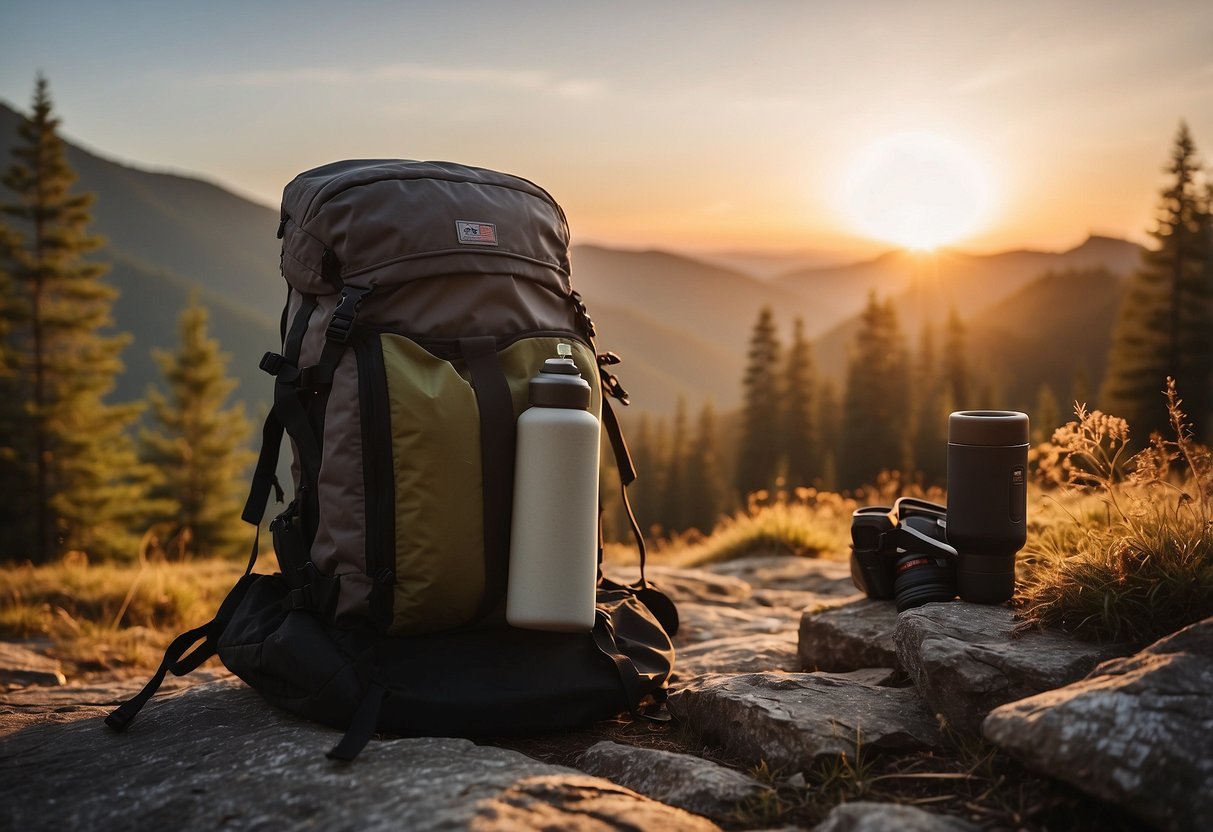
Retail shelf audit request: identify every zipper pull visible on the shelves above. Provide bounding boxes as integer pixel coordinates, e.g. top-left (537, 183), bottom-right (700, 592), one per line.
top-left (277, 214), bottom-right (289, 239)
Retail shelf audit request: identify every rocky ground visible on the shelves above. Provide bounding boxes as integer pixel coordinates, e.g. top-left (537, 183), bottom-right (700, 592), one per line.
top-left (2, 553), bottom-right (1210, 831)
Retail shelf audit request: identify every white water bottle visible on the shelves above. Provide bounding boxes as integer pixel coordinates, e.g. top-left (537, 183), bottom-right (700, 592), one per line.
top-left (506, 343), bottom-right (600, 632)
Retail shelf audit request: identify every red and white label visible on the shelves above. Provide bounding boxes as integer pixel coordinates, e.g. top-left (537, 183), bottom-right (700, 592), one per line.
top-left (455, 220), bottom-right (499, 247)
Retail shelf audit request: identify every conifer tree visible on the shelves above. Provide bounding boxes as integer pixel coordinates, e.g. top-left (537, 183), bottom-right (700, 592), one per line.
top-left (625, 413), bottom-right (658, 537)
top-left (816, 379), bottom-right (841, 491)
top-left (140, 296), bottom-right (255, 559)
top-left (910, 321), bottom-right (946, 485)
top-left (684, 401), bottom-right (727, 534)
top-left (659, 397), bottom-right (690, 534)
top-left (737, 306), bottom-right (782, 498)
top-left (1033, 384), bottom-right (1060, 444)
top-left (941, 306), bottom-right (971, 412)
top-left (840, 293), bottom-right (911, 489)
top-left (1102, 123), bottom-right (1213, 440)
top-left (0, 76), bottom-right (146, 561)
top-left (781, 318), bottom-right (817, 488)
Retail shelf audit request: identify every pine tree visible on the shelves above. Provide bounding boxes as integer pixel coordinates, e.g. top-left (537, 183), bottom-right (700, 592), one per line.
top-left (140, 296), bottom-right (255, 559)
top-left (737, 306), bottom-right (782, 498)
top-left (840, 293), bottom-right (911, 489)
top-left (1033, 384), bottom-right (1061, 444)
top-left (941, 305), bottom-right (971, 412)
top-left (0, 76), bottom-right (146, 561)
top-left (684, 401), bottom-right (727, 534)
top-left (625, 413), bottom-right (659, 537)
top-left (816, 379), bottom-right (841, 491)
top-left (659, 397), bottom-right (690, 534)
top-left (782, 317), bottom-right (817, 488)
top-left (1102, 123), bottom-right (1213, 441)
top-left (910, 321), bottom-right (946, 485)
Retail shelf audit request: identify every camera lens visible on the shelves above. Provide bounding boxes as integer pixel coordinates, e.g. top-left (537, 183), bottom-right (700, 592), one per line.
top-left (893, 552), bottom-right (956, 612)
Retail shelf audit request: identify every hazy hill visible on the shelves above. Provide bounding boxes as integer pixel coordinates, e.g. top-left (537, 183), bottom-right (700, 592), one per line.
top-left (968, 266), bottom-right (1128, 412)
top-left (0, 102), bottom-right (282, 408)
top-left (808, 235), bottom-right (1142, 384)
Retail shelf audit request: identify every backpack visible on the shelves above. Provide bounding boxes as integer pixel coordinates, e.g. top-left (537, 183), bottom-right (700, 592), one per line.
top-left (106, 160), bottom-right (679, 760)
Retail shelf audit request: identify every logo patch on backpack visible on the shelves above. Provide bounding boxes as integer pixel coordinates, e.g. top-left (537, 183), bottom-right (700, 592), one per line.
top-left (455, 220), bottom-right (498, 247)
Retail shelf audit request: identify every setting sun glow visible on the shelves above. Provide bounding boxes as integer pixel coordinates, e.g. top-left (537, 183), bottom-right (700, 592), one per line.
top-left (842, 132), bottom-right (993, 251)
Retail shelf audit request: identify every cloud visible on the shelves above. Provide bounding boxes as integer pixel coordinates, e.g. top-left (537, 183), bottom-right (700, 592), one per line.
top-left (200, 62), bottom-right (607, 99)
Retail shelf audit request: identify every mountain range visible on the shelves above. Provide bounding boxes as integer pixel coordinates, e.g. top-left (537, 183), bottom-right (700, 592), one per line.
top-left (0, 101), bottom-right (1143, 418)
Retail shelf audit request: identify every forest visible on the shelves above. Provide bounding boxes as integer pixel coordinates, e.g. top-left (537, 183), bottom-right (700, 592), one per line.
top-left (1, 77), bottom-right (1211, 565)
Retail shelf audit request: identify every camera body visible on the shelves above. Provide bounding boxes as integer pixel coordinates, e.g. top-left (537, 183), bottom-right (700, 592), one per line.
top-left (849, 497), bottom-right (959, 612)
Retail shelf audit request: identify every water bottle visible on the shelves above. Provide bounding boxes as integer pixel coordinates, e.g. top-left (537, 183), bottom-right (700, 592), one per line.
top-left (946, 410), bottom-right (1029, 604)
top-left (506, 344), bottom-right (600, 632)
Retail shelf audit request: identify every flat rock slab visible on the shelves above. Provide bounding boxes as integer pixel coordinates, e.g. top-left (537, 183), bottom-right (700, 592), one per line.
top-left (669, 671), bottom-right (942, 772)
top-left (709, 556), bottom-right (856, 597)
top-left (676, 632), bottom-right (801, 678)
top-left (578, 739), bottom-right (772, 822)
top-left (0, 679), bottom-right (720, 832)
top-left (621, 565), bottom-right (755, 605)
top-left (812, 800), bottom-right (980, 831)
top-left (984, 616), bottom-right (1213, 832)
top-left (894, 602), bottom-right (1128, 733)
top-left (0, 641), bottom-right (66, 688)
top-left (677, 602), bottom-right (797, 643)
top-left (798, 599), bottom-right (902, 672)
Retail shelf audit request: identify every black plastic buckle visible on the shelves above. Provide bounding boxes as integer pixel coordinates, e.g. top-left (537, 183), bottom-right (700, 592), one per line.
top-left (259, 351), bottom-right (286, 375)
top-left (571, 290), bottom-right (597, 339)
top-left (325, 287), bottom-right (370, 344)
top-left (599, 364), bottom-right (630, 405)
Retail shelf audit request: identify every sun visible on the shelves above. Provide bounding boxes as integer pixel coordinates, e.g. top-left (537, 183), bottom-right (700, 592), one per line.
top-left (842, 131), bottom-right (993, 251)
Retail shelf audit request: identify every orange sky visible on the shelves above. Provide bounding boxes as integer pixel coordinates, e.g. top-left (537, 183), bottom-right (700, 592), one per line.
top-left (3, 1), bottom-right (1211, 259)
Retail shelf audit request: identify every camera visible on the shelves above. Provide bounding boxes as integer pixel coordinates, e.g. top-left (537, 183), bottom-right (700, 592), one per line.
top-left (849, 497), bottom-right (958, 612)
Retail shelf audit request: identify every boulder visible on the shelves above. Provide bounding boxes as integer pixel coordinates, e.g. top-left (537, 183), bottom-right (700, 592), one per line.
top-left (798, 599), bottom-right (901, 672)
top-left (983, 616), bottom-right (1213, 832)
top-left (812, 801), bottom-right (980, 831)
top-left (0, 642), bottom-right (66, 688)
top-left (894, 603), bottom-right (1127, 732)
top-left (578, 739), bottom-right (772, 822)
top-left (0, 679), bottom-right (720, 832)
top-left (668, 672), bottom-right (942, 772)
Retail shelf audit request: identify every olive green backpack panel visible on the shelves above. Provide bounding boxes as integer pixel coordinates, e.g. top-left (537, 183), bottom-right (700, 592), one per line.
top-left (381, 334), bottom-right (485, 635)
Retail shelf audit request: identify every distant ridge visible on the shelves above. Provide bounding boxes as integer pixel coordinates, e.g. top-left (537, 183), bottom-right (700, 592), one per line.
top-left (0, 100), bottom-right (1146, 417)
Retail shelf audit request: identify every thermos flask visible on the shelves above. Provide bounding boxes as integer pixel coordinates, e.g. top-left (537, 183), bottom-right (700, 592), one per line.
top-left (946, 410), bottom-right (1029, 604)
top-left (506, 344), bottom-right (599, 632)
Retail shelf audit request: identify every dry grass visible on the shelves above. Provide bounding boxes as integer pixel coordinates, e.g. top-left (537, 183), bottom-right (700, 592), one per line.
top-left (0, 552), bottom-right (246, 671)
top-left (663, 487), bottom-right (853, 568)
top-left (1018, 380), bottom-right (1213, 643)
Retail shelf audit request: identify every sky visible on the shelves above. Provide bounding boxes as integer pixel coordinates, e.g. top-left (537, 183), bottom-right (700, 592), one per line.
top-left (2, 0), bottom-right (1212, 259)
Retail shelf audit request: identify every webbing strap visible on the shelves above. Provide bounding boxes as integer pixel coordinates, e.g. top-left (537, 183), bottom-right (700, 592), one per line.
top-left (602, 397), bottom-right (648, 587)
top-left (105, 572), bottom-right (258, 733)
top-left (241, 294), bottom-right (319, 526)
top-left (327, 682), bottom-right (386, 762)
top-left (461, 337), bottom-right (516, 620)
top-left (103, 621), bottom-right (212, 732)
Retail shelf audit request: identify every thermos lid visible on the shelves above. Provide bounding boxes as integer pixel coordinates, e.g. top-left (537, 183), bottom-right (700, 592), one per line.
top-left (529, 350), bottom-right (591, 409)
top-left (949, 410), bottom-right (1029, 446)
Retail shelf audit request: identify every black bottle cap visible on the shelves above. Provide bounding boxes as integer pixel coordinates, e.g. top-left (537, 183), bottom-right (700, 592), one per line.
top-left (529, 357), bottom-right (591, 409)
top-left (948, 411), bottom-right (1029, 446)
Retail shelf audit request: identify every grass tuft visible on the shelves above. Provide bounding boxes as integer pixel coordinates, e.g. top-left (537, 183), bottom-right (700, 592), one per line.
top-left (1019, 379), bottom-right (1213, 643)
top-left (667, 487), bottom-right (853, 567)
